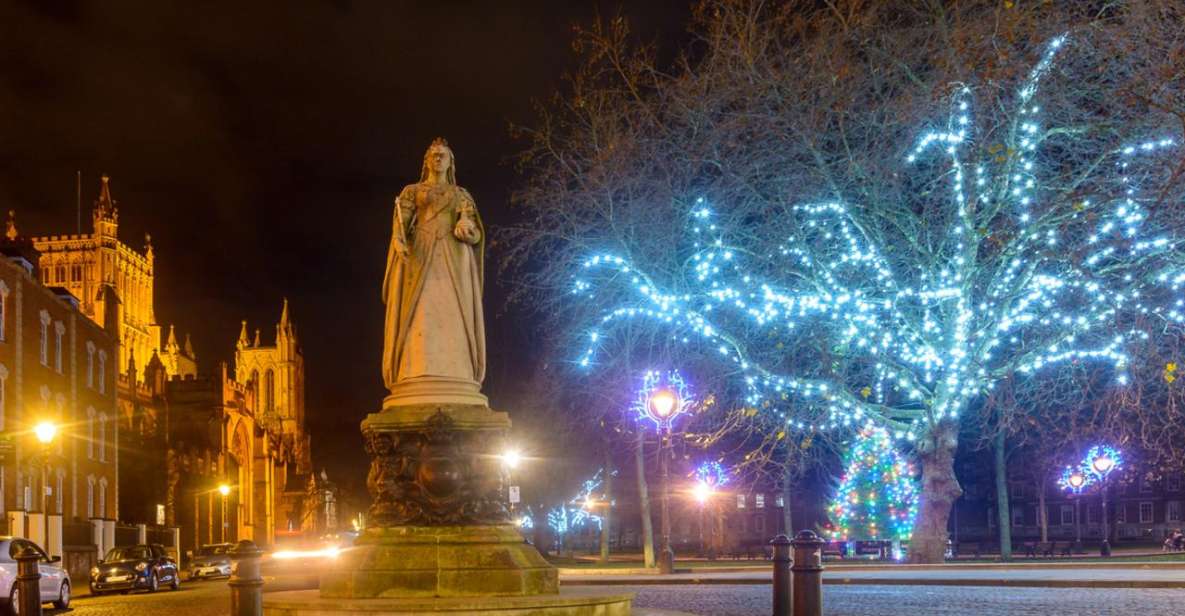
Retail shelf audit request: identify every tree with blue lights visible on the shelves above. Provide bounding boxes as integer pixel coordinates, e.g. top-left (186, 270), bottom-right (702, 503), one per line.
top-left (510, 1), bottom-right (1185, 561)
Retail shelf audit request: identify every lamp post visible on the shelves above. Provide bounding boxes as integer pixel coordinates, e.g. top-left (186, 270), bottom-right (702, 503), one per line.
top-left (1082, 446), bottom-right (1122, 557)
top-left (218, 483), bottom-right (231, 543)
top-left (693, 461), bottom-right (728, 561)
top-left (638, 370), bottom-right (691, 575)
top-left (34, 421), bottom-right (57, 550)
top-left (500, 449), bottom-right (523, 517)
top-left (1058, 466), bottom-right (1091, 554)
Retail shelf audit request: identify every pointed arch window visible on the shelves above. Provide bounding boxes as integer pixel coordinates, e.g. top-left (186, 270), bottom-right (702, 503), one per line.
top-left (87, 407), bottom-right (96, 460)
top-left (98, 412), bottom-right (108, 462)
top-left (86, 341), bottom-right (95, 388)
top-left (54, 321), bottom-right (65, 373)
top-left (98, 477), bottom-right (108, 518)
top-left (265, 369), bottom-right (275, 413)
top-left (97, 350), bottom-right (107, 394)
top-left (86, 476), bottom-right (95, 519)
top-left (39, 310), bottom-right (51, 365)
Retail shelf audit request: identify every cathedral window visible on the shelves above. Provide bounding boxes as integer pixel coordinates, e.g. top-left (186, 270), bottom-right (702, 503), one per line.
top-left (97, 350), bottom-right (107, 394)
top-left (39, 310), bottom-right (51, 365)
top-left (86, 341), bottom-right (95, 388)
top-left (98, 477), bottom-right (108, 518)
top-left (55, 265), bottom-right (65, 282)
top-left (54, 321), bottom-right (65, 373)
top-left (71, 265), bottom-right (82, 282)
top-left (265, 369), bottom-right (275, 413)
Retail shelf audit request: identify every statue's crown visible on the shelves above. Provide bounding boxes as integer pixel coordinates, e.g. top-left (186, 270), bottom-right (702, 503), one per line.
top-left (430, 137), bottom-right (449, 148)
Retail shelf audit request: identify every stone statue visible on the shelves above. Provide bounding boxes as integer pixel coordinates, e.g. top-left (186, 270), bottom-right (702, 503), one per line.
top-left (382, 138), bottom-right (487, 406)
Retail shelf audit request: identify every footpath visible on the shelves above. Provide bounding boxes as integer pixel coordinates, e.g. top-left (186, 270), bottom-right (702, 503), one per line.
top-left (559, 562), bottom-right (1185, 589)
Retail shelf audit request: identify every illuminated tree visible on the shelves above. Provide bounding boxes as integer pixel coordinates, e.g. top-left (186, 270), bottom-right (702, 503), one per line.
top-left (509, 1), bottom-right (1185, 561)
top-left (828, 426), bottom-right (918, 544)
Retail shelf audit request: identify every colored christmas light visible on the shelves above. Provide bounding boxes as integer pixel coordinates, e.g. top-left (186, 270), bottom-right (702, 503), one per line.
top-left (827, 426), bottom-right (918, 542)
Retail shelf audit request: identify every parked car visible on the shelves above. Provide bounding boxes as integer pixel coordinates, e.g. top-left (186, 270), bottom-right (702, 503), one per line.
top-left (89, 544), bottom-right (180, 595)
top-left (0, 537), bottom-right (71, 614)
top-left (188, 543), bottom-right (234, 580)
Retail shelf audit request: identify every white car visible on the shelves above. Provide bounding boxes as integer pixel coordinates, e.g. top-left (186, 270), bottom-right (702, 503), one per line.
top-left (0, 537), bottom-right (70, 614)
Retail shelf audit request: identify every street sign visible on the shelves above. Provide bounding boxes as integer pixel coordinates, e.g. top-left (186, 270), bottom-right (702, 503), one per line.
top-left (508, 486), bottom-right (521, 504)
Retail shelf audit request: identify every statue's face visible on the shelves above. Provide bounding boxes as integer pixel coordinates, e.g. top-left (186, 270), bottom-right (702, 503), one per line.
top-left (426, 145), bottom-right (452, 176)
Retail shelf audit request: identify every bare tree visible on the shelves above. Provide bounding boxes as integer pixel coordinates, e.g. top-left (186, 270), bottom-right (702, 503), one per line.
top-left (508, 0), bottom-right (1185, 562)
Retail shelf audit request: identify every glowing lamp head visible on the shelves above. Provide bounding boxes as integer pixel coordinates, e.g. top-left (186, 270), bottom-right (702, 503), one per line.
top-left (1091, 456), bottom-right (1114, 475)
top-left (218, 484), bottom-right (231, 496)
top-left (501, 449), bottom-right (523, 470)
top-left (648, 389), bottom-right (678, 420)
top-left (693, 481), bottom-right (713, 504)
top-left (1067, 472), bottom-right (1085, 489)
top-left (33, 421), bottom-right (57, 445)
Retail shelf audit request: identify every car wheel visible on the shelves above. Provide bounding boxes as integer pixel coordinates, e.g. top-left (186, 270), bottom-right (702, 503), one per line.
top-left (148, 571), bottom-right (159, 593)
top-left (171, 570), bottom-right (180, 591)
top-left (53, 581), bottom-right (69, 610)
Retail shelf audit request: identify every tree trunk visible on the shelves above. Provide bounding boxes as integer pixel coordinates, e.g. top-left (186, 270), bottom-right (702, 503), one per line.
top-left (908, 421), bottom-right (962, 564)
top-left (635, 427), bottom-right (656, 568)
top-left (1038, 475), bottom-right (1048, 543)
top-left (600, 445), bottom-right (613, 564)
top-left (781, 466), bottom-right (794, 535)
top-left (994, 429), bottom-right (1013, 561)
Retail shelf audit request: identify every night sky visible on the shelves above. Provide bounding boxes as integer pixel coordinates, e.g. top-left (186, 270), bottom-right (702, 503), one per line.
top-left (0, 1), bottom-right (690, 500)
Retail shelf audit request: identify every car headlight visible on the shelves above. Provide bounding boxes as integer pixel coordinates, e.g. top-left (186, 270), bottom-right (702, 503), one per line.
top-left (90, 566), bottom-right (99, 577)
top-left (135, 562), bottom-right (148, 572)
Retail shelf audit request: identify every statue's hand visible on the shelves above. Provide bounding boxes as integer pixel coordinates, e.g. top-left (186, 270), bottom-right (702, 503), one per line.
top-left (454, 218), bottom-right (480, 244)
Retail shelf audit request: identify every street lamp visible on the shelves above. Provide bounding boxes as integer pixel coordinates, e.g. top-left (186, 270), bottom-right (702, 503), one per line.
top-left (34, 421), bottom-right (58, 552)
top-left (693, 461), bottom-right (728, 561)
top-left (500, 449), bottom-right (524, 516)
top-left (217, 483), bottom-right (231, 542)
top-left (1058, 466), bottom-right (1092, 553)
top-left (1080, 445), bottom-right (1123, 557)
top-left (636, 370), bottom-right (692, 575)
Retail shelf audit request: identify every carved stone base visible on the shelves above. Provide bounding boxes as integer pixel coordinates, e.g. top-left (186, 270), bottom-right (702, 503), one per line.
top-left (320, 525), bottom-right (558, 599)
top-left (385, 376), bottom-right (489, 407)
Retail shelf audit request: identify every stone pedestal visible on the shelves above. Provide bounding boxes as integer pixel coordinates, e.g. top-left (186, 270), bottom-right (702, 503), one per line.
top-left (265, 588), bottom-right (634, 616)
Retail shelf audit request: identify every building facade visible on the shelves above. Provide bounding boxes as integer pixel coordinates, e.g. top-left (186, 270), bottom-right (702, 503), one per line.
top-left (0, 229), bottom-right (119, 561)
top-left (31, 175), bottom-right (164, 383)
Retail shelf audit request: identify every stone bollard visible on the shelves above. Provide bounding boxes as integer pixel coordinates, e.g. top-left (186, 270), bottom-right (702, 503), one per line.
top-left (14, 543), bottom-right (42, 616)
top-left (770, 534), bottom-right (792, 616)
top-left (791, 530), bottom-right (826, 616)
top-left (228, 540), bottom-right (265, 616)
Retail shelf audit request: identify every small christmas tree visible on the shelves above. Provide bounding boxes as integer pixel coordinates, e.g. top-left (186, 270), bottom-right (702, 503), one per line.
top-left (828, 426), bottom-right (919, 543)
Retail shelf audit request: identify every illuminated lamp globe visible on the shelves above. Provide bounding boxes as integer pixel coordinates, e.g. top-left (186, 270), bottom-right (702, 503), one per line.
top-left (218, 484), bottom-right (231, 496)
top-left (1091, 455), bottom-right (1114, 475)
top-left (648, 389), bottom-right (679, 422)
top-left (34, 421), bottom-right (57, 445)
top-left (1067, 472), bottom-right (1085, 490)
top-left (692, 481), bottom-right (712, 504)
top-left (501, 449), bottom-right (523, 470)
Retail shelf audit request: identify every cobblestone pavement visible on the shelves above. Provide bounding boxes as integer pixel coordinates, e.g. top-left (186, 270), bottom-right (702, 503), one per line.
top-left (569, 565), bottom-right (1185, 585)
top-left (627, 584), bottom-right (1185, 615)
top-left (58, 578), bottom-right (229, 616)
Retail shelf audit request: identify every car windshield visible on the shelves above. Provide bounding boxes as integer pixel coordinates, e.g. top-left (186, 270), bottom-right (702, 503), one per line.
top-left (105, 547), bottom-right (150, 561)
top-left (198, 545), bottom-right (230, 556)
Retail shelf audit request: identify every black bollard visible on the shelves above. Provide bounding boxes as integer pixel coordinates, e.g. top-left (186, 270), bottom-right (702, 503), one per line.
top-left (791, 530), bottom-right (826, 616)
top-left (228, 540), bottom-right (265, 616)
top-left (14, 543), bottom-right (42, 616)
top-left (770, 534), bottom-right (792, 616)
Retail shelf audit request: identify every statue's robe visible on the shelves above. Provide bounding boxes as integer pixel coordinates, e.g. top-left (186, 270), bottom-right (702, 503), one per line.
top-left (381, 182), bottom-right (485, 391)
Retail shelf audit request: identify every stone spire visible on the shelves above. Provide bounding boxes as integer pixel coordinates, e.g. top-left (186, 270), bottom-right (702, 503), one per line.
top-left (166, 324), bottom-right (180, 354)
top-left (237, 320), bottom-right (250, 350)
top-left (253, 328), bottom-right (261, 347)
top-left (93, 174), bottom-right (119, 237)
top-left (277, 297), bottom-right (296, 341)
top-left (184, 332), bottom-right (195, 359)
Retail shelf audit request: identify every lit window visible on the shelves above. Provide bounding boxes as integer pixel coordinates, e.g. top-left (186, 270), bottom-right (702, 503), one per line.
top-left (736, 494), bottom-right (746, 509)
top-left (97, 350), bottom-right (107, 394)
top-left (99, 478), bottom-right (108, 518)
top-left (86, 342), bottom-right (95, 388)
top-left (776, 495), bottom-right (784, 508)
top-left (86, 476), bottom-right (95, 519)
top-left (39, 310), bottom-right (51, 365)
top-left (54, 322), bottom-right (65, 373)
top-left (1139, 502), bottom-right (1154, 524)
top-left (755, 494), bottom-right (765, 509)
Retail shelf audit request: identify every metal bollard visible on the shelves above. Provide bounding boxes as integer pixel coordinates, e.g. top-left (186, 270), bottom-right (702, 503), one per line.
top-left (14, 543), bottom-right (42, 616)
top-left (770, 534), bottom-right (792, 616)
top-left (228, 539), bottom-right (265, 616)
top-left (791, 530), bottom-right (826, 616)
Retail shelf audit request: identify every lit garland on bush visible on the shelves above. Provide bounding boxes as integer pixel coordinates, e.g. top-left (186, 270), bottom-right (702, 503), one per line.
top-left (827, 426), bottom-right (919, 541)
top-left (568, 34), bottom-right (1184, 443)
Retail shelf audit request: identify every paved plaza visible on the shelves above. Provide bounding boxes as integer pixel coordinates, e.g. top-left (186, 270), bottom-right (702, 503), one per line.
top-left (54, 570), bottom-right (1185, 615)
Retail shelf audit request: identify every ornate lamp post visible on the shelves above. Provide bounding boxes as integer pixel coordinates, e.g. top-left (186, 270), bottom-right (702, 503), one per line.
top-left (638, 370), bottom-right (692, 574)
top-left (34, 421), bottom-right (57, 548)
top-left (218, 483), bottom-right (231, 543)
top-left (1058, 466), bottom-right (1092, 553)
top-left (1081, 445), bottom-right (1122, 557)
